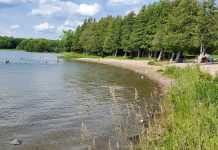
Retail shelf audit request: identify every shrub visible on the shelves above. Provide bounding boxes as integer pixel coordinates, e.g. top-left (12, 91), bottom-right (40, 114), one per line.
top-left (213, 50), bottom-right (218, 55)
top-left (163, 66), bottom-right (179, 78)
top-left (213, 75), bottom-right (218, 83)
top-left (148, 60), bottom-right (161, 66)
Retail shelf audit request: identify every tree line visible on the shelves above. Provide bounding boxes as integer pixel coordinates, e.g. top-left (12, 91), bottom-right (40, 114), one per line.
top-left (16, 39), bottom-right (62, 53)
top-left (61, 0), bottom-right (218, 62)
top-left (0, 36), bottom-right (24, 49)
top-left (0, 36), bottom-right (62, 53)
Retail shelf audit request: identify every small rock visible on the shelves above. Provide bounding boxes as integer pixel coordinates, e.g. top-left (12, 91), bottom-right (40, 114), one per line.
top-left (9, 139), bottom-right (22, 145)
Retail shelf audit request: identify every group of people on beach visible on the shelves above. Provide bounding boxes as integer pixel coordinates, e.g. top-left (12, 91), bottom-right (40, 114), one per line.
top-left (197, 54), bottom-right (215, 63)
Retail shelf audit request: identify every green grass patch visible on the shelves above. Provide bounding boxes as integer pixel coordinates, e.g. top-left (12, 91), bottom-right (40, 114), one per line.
top-left (139, 66), bottom-right (218, 149)
top-left (62, 52), bottom-right (100, 59)
top-left (148, 60), bottom-right (162, 66)
top-left (104, 56), bottom-right (152, 60)
top-left (210, 55), bottom-right (218, 59)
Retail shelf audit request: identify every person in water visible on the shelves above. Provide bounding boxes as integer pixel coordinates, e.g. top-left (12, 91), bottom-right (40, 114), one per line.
top-left (5, 59), bottom-right (10, 64)
top-left (57, 56), bottom-right (60, 63)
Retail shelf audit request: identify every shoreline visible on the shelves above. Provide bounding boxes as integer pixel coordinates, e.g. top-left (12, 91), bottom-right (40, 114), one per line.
top-left (75, 58), bottom-right (173, 94)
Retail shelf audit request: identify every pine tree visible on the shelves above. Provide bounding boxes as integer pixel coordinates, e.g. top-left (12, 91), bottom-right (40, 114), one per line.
top-left (103, 16), bottom-right (122, 56)
top-left (121, 12), bottom-right (135, 57)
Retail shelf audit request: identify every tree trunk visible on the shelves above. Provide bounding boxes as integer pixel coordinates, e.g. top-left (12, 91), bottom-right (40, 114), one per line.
top-left (203, 46), bottom-right (206, 56)
top-left (154, 51), bottom-right (157, 58)
top-left (157, 49), bottom-right (163, 62)
top-left (142, 50), bottom-right (145, 58)
top-left (124, 51), bottom-right (127, 58)
top-left (151, 51), bottom-right (153, 57)
top-left (200, 42), bottom-right (203, 55)
top-left (170, 52), bottom-right (175, 63)
top-left (137, 50), bottom-right (141, 58)
top-left (175, 52), bottom-right (181, 63)
top-left (148, 52), bottom-right (151, 58)
top-left (130, 51), bottom-right (133, 58)
top-left (198, 42), bottom-right (205, 63)
top-left (114, 49), bottom-right (118, 57)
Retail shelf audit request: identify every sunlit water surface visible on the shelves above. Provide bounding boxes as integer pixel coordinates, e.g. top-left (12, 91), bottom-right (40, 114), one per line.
top-left (0, 50), bottom-right (160, 150)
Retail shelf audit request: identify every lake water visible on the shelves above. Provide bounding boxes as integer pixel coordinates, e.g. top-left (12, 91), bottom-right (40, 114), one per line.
top-left (0, 50), bottom-right (160, 150)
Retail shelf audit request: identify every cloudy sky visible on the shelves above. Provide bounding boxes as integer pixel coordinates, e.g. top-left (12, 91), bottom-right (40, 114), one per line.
top-left (0, 0), bottom-right (159, 39)
top-left (0, 0), bottom-right (217, 40)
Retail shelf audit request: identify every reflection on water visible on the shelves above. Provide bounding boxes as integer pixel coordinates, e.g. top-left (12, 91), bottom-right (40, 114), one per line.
top-left (0, 50), bottom-right (160, 150)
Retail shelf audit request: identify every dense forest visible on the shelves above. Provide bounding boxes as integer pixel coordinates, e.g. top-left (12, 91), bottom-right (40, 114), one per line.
top-left (0, 36), bottom-right (24, 49)
top-left (61, 0), bottom-right (218, 61)
top-left (0, 36), bottom-right (62, 53)
top-left (16, 39), bottom-right (62, 53)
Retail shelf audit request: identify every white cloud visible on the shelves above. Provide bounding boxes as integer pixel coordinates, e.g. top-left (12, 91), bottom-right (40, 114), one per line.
top-left (0, 0), bottom-right (20, 4)
top-left (77, 3), bottom-right (101, 16)
top-left (33, 22), bottom-right (54, 31)
top-left (10, 24), bottom-right (20, 29)
top-left (57, 19), bottom-right (83, 33)
top-left (29, 0), bottom-right (101, 17)
top-left (108, 0), bottom-right (142, 5)
top-left (30, 5), bottom-right (62, 16)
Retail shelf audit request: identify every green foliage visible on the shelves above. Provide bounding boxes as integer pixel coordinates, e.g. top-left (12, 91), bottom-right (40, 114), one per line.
top-left (61, 30), bottom-right (74, 52)
top-left (213, 50), bottom-right (218, 55)
top-left (121, 12), bottom-right (135, 54)
top-left (0, 36), bottom-right (23, 49)
top-left (16, 39), bottom-right (61, 52)
top-left (163, 66), bottom-right (180, 78)
top-left (147, 60), bottom-right (161, 66)
top-left (62, 52), bottom-right (100, 59)
top-left (164, 65), bottom-right (213, 80)
top-left (103, 16), bottom-right (122, 55)
top-left (140, 67), bottom-right (218, 149)
top-left (213, 75), bottom-right (218, 83)
top-left (59, 0), bottom-right (217, 59)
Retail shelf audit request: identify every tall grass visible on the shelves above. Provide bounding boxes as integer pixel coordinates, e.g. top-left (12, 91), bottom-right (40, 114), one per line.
top-left (139, 66), bottom-right (218, 149)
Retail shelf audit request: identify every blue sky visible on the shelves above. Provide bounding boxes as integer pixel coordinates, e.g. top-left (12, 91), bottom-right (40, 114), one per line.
top-left (0, 0), bottom-right (217, 40)
top-left (0, 0), bottom-right (158, 39)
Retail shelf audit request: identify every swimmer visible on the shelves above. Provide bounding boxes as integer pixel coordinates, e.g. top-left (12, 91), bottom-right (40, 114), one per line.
top-left (5, 59), bottom-right (10, 64)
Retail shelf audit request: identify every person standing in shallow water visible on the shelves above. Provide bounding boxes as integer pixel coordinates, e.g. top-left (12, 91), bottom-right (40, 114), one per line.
top-left (57, 56), bottom-right (60, 63)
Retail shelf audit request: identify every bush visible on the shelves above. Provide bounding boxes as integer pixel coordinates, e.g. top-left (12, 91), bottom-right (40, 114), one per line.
top-left (213, 75), bottom-right (218, 83)
top-left (163, 66), bottom-right (179, 78)
top-left (148, 60), bottom-right (161, 66)
top-left (213, 50), bottom-right (218, 55)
